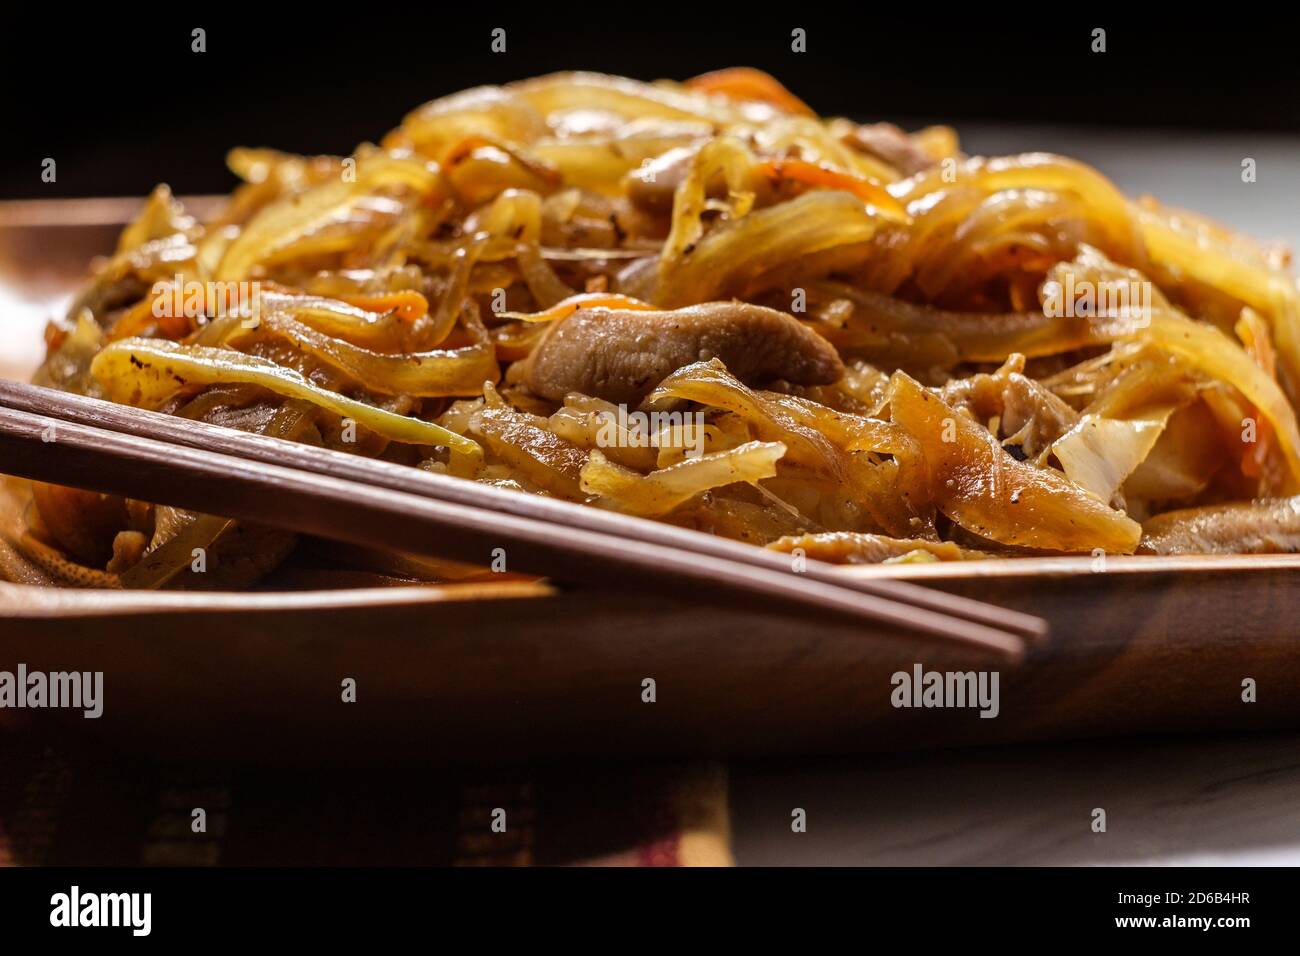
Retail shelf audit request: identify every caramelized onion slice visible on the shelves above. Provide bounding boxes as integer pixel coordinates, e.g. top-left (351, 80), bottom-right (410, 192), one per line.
top-left (767, 531), bottom-right (978, 564)
top-left (581, 441), bottom-right (786, 517)
top-left (889, 372), bottom-right (1141, 553)
top-left (237, 314), bottom-right (498, 398)
top-left (90, 338), bottom-right (480, 457)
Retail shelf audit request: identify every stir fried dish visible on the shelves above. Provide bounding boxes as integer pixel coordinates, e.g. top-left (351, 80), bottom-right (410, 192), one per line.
top-left (7, 68), bottom-right (1300, 589)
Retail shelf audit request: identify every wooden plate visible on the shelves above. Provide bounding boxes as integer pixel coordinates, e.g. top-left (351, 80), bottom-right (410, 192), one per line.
top-left (2, 201), bottom-right (1298, 763)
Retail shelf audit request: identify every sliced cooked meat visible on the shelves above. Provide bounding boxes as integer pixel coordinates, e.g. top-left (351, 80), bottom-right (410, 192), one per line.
top-left (523, 301), bottom-right (844, 405)
top-left (941, 364), bottom-right (1079, 460)
top-left (844, 123), bottom-right (936, 176)
top-left (623, 145), bottom-right (699, 213)
top-left (1001, 375), bottom-right (1080, 458)
top-left (1139, 496), bottom-right (1300, 555)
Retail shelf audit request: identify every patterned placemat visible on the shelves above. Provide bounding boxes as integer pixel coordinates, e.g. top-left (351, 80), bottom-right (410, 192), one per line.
top-left (0, 732), bottom-right (732, 867)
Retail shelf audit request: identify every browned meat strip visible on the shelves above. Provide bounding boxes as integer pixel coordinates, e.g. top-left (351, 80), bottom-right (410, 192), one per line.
top-left (1139, 496), bottom-right (1300, 555)
top-left (1000, 375), bottom-right (1080, 456)
top-left (523, 302), bottom-right (844, 405)
top-left (623, 145), bottom-right (699, 213)
top-left (845, 123), bottom-right (936, 176)
top-left (941, 364), bottom-right (1079, 459)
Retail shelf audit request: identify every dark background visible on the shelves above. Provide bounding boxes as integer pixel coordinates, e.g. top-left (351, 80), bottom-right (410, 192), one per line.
top-left (3, 15), bottom-right (1298, 199)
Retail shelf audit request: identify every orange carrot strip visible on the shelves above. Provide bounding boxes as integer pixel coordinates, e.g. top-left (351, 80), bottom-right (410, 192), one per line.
top-left (755, 159), bottom-right (911, 222)
top-left (496, 292), bottom-right (657, 323)
top-left (686, 67), bottom-right (815, 117)
top-left (337, 290), bottom-right (430, 324)
top-left (108, 286), bottom-right (195, 342)
top-left (44, 322), bottom-right (68, 353)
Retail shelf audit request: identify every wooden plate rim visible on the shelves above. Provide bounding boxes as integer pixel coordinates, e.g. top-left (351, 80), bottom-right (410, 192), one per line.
top-left (2, 553), bottom-right (1296, 620)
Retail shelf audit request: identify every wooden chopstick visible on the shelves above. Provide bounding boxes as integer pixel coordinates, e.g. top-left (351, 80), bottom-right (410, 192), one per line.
top-left (0, 403), bottom-right (1024, 656)
top-left (0, 382), bottom-right (1035, 656)
top-left (0, 381), bottom-right (1046, 643)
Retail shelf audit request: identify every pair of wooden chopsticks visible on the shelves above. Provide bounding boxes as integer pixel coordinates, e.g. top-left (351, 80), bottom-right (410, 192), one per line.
top-left (0, 380), bottom-right (1045, 657)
